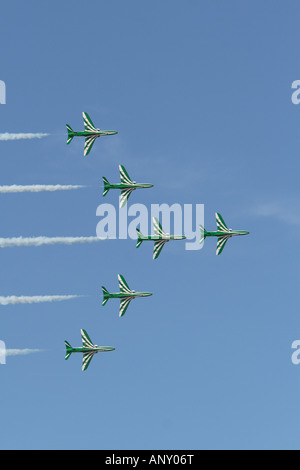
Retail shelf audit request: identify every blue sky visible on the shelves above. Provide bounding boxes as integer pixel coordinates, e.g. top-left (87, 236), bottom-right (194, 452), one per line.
top-left (0, 0), bottom-right (299, 450)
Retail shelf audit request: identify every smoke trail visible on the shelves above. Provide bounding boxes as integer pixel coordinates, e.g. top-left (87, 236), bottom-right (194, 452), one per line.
top-left (0, 236), bottom-right (105, 248)
top-left (3, 349), bottom-right (43, 357)
top-left (0, 295), bottom-right (82, 305)
top-left (0, 184), bottom-right (85, 193)
top-left (0, 133), bottom-right (49, 141)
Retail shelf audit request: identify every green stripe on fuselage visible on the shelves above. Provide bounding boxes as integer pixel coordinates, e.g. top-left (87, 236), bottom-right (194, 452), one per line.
top-left (204, 230), bottom-right (249, 238)
top-left (70, 130), bottom-right (118, 137)
top-left (105, 183), bottom-right (153, 190)
top-left (105, 292), bottom-right (152, 300)
top-left (67, 347), bottom-right (115, 354)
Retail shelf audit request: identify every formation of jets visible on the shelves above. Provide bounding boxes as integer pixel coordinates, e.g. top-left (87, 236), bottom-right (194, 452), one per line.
top-left (64, 112), bottom-right (250, 371)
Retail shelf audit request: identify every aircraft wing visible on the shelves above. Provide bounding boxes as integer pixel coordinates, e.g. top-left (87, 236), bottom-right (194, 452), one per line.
top-left (153, 240), bottom-right (167, 259)
top-left (81, 329), bottom-right (95, 348)
top-left (82, 352), bottom-right (96, 371)
top-left (83, 112), bottom-right (98, 132)
top-left (216, 235), bottom-right (232, 255)
top-left (120, 188), bottom-right (134, 208)
top-left (153, 217), bottom-right (168, 238)
top-left (215, 213), bottom-right (231, 233)
top-left (119, 297), bottom-right (133, 317)
top-left (118, 274), bottom-right (132, 294)
top-left (84, 136), bottom-right (97, 156)
top-left (119, 165), bottom-right (133, 184)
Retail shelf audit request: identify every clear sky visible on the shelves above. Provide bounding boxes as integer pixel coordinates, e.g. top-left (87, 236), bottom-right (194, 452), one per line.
top-left (0, 0), bottom-right (299, 450)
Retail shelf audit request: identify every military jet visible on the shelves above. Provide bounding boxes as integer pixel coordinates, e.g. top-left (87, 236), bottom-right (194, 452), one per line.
top-left (103, 165), bottom-right (154, 208)
top-left (102, 274), bottom-right (152, 317)
top-left (65, 329), bottom-right (115, 372)
top-left (136, 217), bottom-right (186, 259)
top-left (66, 112), bottom-right (118, 156)
top-left (200, 212), bottom-right (249, 255)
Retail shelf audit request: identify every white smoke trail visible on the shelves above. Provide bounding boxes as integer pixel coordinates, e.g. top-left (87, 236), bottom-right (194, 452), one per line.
top-left (0, 236), bottom-right (105, 248)
top-left (0, 133), bottom-right (49, 141)
top-left (3, 349), bottom-right (43, 357)
top-left (0, 184), bottom-right (85, 193)
top-left (0, 295), bottom-right (82, 305)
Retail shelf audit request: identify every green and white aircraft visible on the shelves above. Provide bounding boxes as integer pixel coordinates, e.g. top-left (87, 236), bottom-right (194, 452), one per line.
top-left (103, 165), bottom-right (154, 208)
top-left (102, 274), bottom-right (152, 317)
top-left (200, 212), bottom-right (249, 255)
top-left (66, 112), bottom-right (118, 156)
top-left (65, 329), bottom-right (115, 372)
top-left (136, 217), bottom-right (186, 259)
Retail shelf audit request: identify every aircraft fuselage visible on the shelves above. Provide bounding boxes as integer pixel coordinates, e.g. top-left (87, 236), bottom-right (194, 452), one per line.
top-left (70, 130), bottom-right (118, 138)
top-left (106, 183), bottom-right (154, 191)
top-left (68, 346), bottom-right (115, 354)
top-left (205, 230), bottom-right (249, 238)
top-left (106, 291), bottom-right (152, 300)
top-left (138, 235), bottom-right (186, 242)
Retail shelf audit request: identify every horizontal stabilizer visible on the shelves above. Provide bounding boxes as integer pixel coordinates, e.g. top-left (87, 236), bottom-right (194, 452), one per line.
top-left (199, 224), bottom-right (207, 245)
top-left (136, 228), bottom-right (144, 248)
top-left (66, 125), bottom-right (74, 145)
top-left (102, 177), bottom-right (110, 197)
top-left (102, 286), bottom-right (110, 306)
top-left (65, 341), bottom-right (72, 360)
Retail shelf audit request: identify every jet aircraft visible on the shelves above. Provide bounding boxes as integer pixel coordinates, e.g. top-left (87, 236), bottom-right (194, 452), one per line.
top-left (200, 212), bottom-right (249, 255)
top-left (66, 112), bottom-right (118, 156)
top-left (136, 217), bottom-right (186, 259)
top-left (65, 329), bottom-right (115, 371)
top-left (103, 165), bottom-right (153, 208)
top-left (102, 274), bottom-right (152, 317)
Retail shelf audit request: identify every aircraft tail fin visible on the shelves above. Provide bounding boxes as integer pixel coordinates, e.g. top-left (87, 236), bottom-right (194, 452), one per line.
top-left (66, 124), bottom-right (74, 145)
top-left (65, 341), bottom-right (72, 360)
top-left (102, 286), bottom-right (110, 306)
top-left (102, 177), bottom-right (110, 197)
top-left (136, 228), bottom-right (144, 248)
